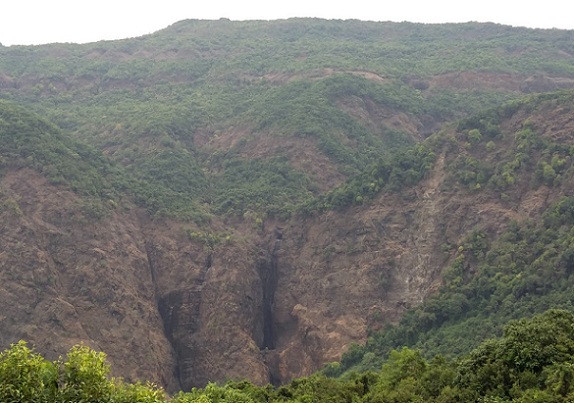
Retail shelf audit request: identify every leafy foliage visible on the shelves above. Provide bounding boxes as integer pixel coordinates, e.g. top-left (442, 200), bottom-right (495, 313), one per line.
top-left (5, 311), bottom-right (574, 402)
top-left (301, 144), bottom-right (436, 212)
top-left (450, 91), bottom-right (574, 193)
top-left (0, 341), bottom-right (57, 403)
top-left (213, 156), bottom-right (314, 217)
top-left (0, 342), bottom-right (165, 403)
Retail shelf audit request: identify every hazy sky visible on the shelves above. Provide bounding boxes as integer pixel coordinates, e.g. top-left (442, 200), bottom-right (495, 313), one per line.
top-left (1, 0), bottom-right (572, 46)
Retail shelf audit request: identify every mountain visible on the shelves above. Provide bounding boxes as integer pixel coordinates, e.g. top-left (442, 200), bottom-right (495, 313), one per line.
top-left (1, 19), bottom-right (574, 391)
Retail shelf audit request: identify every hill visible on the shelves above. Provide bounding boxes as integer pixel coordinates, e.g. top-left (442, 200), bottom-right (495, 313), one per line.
top-left (1, 19), bottom-right (574, 391)
top-left (2, 19), bottom-right (574, 218)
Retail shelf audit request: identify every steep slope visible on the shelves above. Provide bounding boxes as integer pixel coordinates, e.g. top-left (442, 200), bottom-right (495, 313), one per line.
top-left (4, 90), bottom-right (572, 389)
top-left (0, 102), bottom-right (178, 388)
top-left (173, 91), bottom-right (574, 384)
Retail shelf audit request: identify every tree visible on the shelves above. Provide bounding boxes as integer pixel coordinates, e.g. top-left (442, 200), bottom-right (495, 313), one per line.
top-left (112, 381), bottom-right (166, 403)
top-left (59, 345), bottom-right (112, 403)
top-left (455, 310), bottom-right (574, 400)
top-left (0, 341), bottom-right (58, 403)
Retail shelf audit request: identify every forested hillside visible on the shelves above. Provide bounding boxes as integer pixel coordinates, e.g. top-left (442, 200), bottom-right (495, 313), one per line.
top-left (2, 19), bottom-right (574, 218)
top-left (2, 18), bottom-right (574, 393)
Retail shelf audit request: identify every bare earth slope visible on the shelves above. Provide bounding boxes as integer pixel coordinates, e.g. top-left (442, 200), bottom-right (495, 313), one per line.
top-left (0, 169), bottom-right (178, 389)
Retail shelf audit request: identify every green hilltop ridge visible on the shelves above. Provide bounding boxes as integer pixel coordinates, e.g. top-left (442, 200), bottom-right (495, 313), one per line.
top-left (2, 18), bottom-right (574, 397)
top-left (1, 19), bottom-right (574, 219)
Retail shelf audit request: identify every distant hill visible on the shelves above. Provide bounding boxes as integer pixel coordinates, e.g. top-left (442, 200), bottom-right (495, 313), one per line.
top-left (2, 19), bottom-right (574, 218)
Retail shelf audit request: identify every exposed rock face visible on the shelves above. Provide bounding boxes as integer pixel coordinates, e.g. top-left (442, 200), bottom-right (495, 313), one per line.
top-left (0, 169), bottom-right (178, 390)
top-left (147, 234), bottom-right (270, 389)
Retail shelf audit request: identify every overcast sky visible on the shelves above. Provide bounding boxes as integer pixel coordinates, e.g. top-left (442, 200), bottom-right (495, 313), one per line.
top-left (1, 0), bottom-right (572, 46)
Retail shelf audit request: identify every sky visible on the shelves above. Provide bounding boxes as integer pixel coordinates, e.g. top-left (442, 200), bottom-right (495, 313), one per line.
top-left (1, 0), bottom-right (572, 46)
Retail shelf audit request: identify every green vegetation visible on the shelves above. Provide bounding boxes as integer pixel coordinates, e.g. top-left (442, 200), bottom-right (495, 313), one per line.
top-left (0, 100), bottom-right (210, 221)
top-left (5, 310), bottom-right (574, 402)
top-left (1, 20), bottom-right (573, 219)
top-left (185, 229), bottom-right (231, 251)
top-left (0, 89), bottom-right (432, 220)
top-left (0, 100), bottom-right (128, 221)
top-left (213, 156), bottom-right (314, 217)
top-left (450, 91), bottom-right (574, 193)
top-left (249, 74), bottom-right (418, 170)
top-left (0, 341), bottom-right (164, 403)
top-left (0, 100), bottom-right (123, 200)
top-left (301, 144), bottom-right (436, 212)
top-left (334, 92), bottom-right (574, 376)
